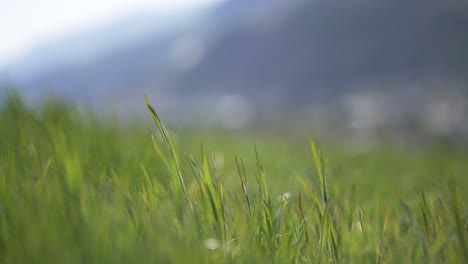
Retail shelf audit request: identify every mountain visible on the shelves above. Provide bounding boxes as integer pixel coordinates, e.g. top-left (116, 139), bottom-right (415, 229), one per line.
top-left (176, 0), bottom-right (468, 104)
top-left (0, 7), bottom-right (213, 100)
top-left (1, 0), bottom-right (468, 110)
top-left (0, 1), bottom-right (264, 104)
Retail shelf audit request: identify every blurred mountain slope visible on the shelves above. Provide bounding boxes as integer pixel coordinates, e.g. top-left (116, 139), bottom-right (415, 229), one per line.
top-left (177, 0), bottom-right (468, 104)
top-left (1, 0), bottom-right (467, 107)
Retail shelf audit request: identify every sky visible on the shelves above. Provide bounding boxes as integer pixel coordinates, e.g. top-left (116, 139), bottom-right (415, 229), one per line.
top-left (0, 0), bottom-right (223, 68)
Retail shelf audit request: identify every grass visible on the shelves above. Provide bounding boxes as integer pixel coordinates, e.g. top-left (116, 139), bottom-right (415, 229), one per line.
top-left (0, 92), bottom-right (467, 263)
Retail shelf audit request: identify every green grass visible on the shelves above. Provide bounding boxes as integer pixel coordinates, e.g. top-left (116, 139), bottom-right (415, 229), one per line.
top-left (0, 92), bottom-right (467, 263)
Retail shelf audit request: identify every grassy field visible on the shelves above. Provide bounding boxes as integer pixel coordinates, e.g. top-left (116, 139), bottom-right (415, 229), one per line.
top-left (0, 92), bottom-right (467, 263)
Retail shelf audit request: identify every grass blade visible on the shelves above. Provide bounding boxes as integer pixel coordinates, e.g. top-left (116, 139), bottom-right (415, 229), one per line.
top-left (309, 134), bottom-right (329, 205)
top-left (145, 95), bottom-right (188, 198)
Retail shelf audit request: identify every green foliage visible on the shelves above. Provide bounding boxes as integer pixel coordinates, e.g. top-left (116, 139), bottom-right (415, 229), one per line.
top-left (0, 93), bottom-right (467, 263)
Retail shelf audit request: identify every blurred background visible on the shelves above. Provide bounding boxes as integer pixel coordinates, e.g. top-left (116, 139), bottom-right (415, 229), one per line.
top-left (1, 0), bottom-right (468, 144)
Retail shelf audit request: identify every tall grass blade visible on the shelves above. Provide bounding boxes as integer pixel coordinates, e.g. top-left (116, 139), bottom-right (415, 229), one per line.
top-left (144, 95), bottom-right (188, 198)
top-left (235, 155), bottom-right (252, 218)
top-left (308, 134), bottom-right (329, 205)
top-left (201, 145), bottom-right (223, 241)
top-left (254, 143), bottom-right (270, 205)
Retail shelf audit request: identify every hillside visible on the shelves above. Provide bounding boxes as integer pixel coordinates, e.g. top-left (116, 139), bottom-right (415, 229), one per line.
top-left (1, 0), bottom-right (467, 109)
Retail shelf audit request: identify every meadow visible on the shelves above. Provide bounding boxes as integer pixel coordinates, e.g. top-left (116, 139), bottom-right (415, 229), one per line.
top-left (0, 92), bottom-right (467, 263)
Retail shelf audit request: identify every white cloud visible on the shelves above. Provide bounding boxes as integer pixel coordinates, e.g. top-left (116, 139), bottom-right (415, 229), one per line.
top-left (0, 0), bottom-right (222, 68)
